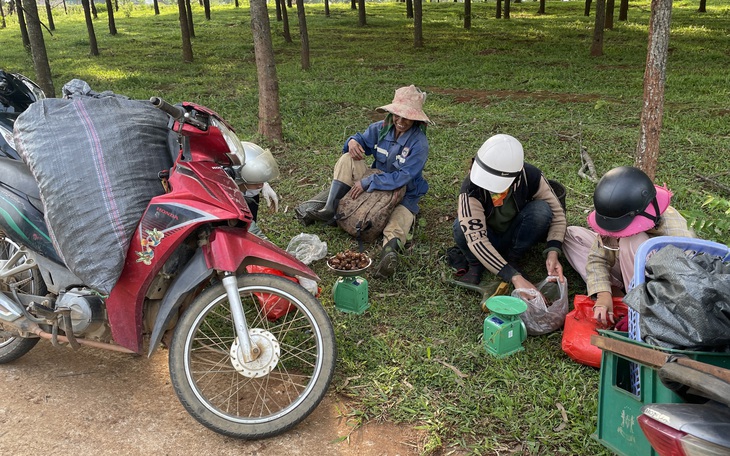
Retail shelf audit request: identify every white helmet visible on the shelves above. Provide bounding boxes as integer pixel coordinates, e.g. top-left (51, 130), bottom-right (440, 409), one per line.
top-left (235, 141), bottom-right (280, 184)
top-left (469, 134), bottom-right (524, 193)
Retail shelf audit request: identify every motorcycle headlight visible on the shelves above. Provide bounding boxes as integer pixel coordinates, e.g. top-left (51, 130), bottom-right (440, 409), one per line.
top-left (210, 117), bottom-right (245, 166)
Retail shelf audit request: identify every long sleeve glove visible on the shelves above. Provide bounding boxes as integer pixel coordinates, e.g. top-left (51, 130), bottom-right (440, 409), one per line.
top-left (261, 182), bottom-right (279, 212)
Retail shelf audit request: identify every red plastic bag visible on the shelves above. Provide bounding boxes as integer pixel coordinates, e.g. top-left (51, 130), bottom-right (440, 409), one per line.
top-left (561, 295), bottom-right (628, 368)
top-left (246, 265), bottom-right (298, 321)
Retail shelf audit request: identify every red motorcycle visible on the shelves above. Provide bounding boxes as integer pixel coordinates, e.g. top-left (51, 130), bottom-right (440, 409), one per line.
top-left (0, 97), bottom-right (336, 439)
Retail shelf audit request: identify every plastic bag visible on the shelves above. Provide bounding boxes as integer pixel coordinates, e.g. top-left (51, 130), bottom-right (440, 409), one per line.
top-left (246, 265), bottom-right (297, 321)
top-left (286, 233), bottom-right (327, 265)
top-left (511, 276), bottom-right (569, 336)
top-left (561, 295), bottom-right (628, 368)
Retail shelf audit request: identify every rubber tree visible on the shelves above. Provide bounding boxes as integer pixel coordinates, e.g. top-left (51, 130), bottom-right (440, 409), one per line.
top-left (80, 0), bottom-right (99, 56)
top-left (23, 0), bottom-right (54, 96)
top-left (250, 0), bottom-right (283, 141)
top-left (44, 0), bottom-right (54, 31)
top-left (358, 0), bottom-right (365, 26)
top-left (1, 0), bottom-right (7, 29)
top-left (464, 0), bottom-right (471, 29)
top-left (413, 0), bottom-right (422, 47)
top-left (279, 0), bottom-right (292, 43)
top-left (106, 0), bottom-right (117, 35)
top-left (635, 0), bottom-right (673, 179)
top-left (177, 0), bottom-right (193, 62)
top-left (590, 0), bottom-right (606, 56)
top-left (296, 0), bottom-right (310, 70)
top-left (17, 0), bottom-right (31, 50)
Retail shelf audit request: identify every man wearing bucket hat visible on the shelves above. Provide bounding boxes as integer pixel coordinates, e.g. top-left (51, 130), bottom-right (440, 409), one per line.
top-left (562, 166), bottom-right (693, 325)
top-left (303, 85), bottom-right (431, 278)
top-left (453, 134), bottom-right (567, 295)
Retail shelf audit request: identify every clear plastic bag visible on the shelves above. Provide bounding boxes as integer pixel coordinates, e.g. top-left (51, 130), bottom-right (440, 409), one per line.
top-left (512, 276), bottom-right (569, 336)
top-left (286, 233), bottom-right (328, 265)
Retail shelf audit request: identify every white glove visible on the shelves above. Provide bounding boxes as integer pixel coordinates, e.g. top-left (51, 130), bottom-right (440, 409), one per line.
top-left (261, 182), bottom-right (279, 212)
top-left (296, 276), bottom-right (319, 296)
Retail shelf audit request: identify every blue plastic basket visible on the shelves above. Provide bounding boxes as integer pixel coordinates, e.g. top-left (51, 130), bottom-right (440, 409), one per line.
top-left (627, 236), bottom-right (730, 394)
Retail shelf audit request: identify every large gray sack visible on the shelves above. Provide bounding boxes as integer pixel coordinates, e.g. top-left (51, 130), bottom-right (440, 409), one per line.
top-left (14, 96), bottom-right (173, 294)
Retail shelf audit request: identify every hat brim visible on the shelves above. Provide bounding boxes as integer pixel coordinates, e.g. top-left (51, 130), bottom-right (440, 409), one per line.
top-left (470, 166), bottom-right (515, 193)
top-left (376, 104), bottom-right (431, 123)
top-left (587, 185), bottom-right (672, 238)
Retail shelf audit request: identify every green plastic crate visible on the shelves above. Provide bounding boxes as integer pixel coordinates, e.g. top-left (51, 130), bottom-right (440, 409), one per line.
top-left (593, 331), bottom-right (730, 456)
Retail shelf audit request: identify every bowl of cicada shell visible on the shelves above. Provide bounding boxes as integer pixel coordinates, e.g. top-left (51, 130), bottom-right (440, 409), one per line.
top-left (327, 250), bottom-right (372, 276)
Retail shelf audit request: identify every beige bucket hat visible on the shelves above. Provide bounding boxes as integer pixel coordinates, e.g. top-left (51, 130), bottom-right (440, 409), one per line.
top-left (376, 85), bottom-right (431, 123)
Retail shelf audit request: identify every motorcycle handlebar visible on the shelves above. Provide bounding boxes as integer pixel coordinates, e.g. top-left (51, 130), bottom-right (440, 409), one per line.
top-left (150, 96), bottom-right (186, 121)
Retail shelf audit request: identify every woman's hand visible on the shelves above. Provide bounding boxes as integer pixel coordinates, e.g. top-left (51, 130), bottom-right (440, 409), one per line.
top-left (593, 291), bottom-right (615, 326)
top-left (511, 274), bottom-right (541, 300)
top-left (350, 181), bottom-right (365, 199)
top-left (545, 251), bottom-right (564, 283)
top-left (347, 139), bottom-right (365, 160)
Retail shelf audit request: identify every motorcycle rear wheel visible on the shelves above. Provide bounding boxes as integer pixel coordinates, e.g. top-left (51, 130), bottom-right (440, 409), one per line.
top-left (0, 235), bottom-right (42, 364)
top-left (168, 273), bottom-right (336, 439)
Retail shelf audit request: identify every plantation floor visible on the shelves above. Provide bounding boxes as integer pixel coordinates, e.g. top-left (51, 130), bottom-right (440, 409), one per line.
top-left (0, 342), bottom-right (429, 456)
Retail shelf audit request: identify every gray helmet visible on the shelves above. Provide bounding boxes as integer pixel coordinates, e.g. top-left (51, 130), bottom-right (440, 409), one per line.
top-left (235, 142), bottom-right (280, 184)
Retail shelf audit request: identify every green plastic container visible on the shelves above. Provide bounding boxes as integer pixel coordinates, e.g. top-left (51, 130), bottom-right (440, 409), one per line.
top-left (333, 276), bottom-right (370, 314)
top-left (594, 331), bottom-right (730, 456)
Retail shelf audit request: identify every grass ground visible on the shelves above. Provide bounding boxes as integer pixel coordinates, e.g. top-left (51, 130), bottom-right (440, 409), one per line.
top-left (2, 0), bottom-right (729, 453)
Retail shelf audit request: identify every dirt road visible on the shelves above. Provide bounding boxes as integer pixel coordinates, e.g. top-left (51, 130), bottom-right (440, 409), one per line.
top-left (0, 341), bottom-right (424, 455)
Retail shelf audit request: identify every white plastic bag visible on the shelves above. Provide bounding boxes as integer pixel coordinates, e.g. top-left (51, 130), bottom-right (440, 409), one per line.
top-left (286, 233), bottom-right (327, 265)
top-left (511, 276), bottom-right (569, 336)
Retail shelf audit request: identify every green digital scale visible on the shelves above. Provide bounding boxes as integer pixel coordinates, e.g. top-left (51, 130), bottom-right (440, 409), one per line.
top-left (482, 295), bottom-right (528, 358)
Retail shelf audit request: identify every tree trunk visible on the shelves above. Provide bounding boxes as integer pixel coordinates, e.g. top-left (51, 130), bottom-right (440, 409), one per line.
top-left (203, 0), bottom-right (210, 20)
top-left (185, 0), bottom-right (195, 38)
top-left (106, 0), bottom-right (117, 35)
top-left (351, 0), bottom-right (356, 10)
top-left (63, 0), bottom-right (67, 13)
top-left (249, 0), bottom-right (282, 142)
top-left (496, 0), bottom-right (502, 19)
top-left (324, 0), bottom-right (329, 17)
top-left (698, 0), bottom-right (706, 12)
top-left (605, 0), bottom-right (614, 29)
top-left (618, 0), bottom-right (628, 20)
top-left (23, 0), bottom-right (55, 97)
top-left (44, 0), bottom-right (54, 31)
top-left (177, 0), bottom-right (193, 62)
top-left (406, 0), bottom-right (413, 18)
top-left (635, 0), bottom-right (672, 179)
top-left (296, 0), bottom-right (309, 70)
top-left (1, 0), bottom-right (6, 29)
top-left (358, 0), bottom-right (365, 26)
top-left (275, 0), bottom-right (281, 21)
top-left (81, 0), bottom-right (100, 56)
top-left (153, 0), bottom-right (160, 15)
top-left (590, 0), bottom-right (605, 56)
top-left (287, 0), bottom-right (291, 8)
top-left (504, 0), bottom-right (510, 18)
top-left (584, 0), bottom-right (592, 16)
top-left (537, 0), bottom-right (545, 14)
top-left (90, 0), bottom-right (97, 19)
top-left (464, 0), bottom-right (470, 28)
top-left (17, 0), bottom-right (31, 50)
top-left (279, 0), bottom-right (291, 42)
top-left (114, 0), bottom-right (118, 12)
top-left (234, 0), bottom-right (239, 7)
top-left (413, 0), bottom-right (422, 47)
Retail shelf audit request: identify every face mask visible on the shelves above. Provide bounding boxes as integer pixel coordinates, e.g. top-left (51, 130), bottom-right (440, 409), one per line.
top-left (244, 188), bottom-right (262, 198)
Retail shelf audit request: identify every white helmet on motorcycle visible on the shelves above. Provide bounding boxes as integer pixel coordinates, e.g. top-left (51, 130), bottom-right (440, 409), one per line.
top-left (469, 134), bottom-right (524, 193)
top-left (235, 141), bottom-right (280, 184)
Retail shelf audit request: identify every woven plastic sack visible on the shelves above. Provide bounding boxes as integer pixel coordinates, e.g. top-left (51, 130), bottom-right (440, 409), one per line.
top-left (561, 295), bottom-right (628, 368)
top-left (14, 96), bottom-right (172, 294)
top-left (512, 277), bottom-right (569, 336)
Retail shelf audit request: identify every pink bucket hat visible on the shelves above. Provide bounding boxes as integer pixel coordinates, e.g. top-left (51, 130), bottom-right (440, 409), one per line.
top-left (587, 184), bottom-right (672, 238)
top-left (376, 85), bottom-right (431, 123)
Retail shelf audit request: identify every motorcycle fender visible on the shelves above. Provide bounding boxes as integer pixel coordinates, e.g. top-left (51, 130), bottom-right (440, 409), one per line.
top-left (204, 227), bottom-right (320, 282)
top-left (147, 248), bottom-right (212, 357)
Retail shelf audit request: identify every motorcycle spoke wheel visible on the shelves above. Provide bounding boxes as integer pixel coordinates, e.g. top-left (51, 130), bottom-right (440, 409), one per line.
top-left (0, 235), bottom-right (42, 363)
top-left (169, 273), bottom-right (336, 439)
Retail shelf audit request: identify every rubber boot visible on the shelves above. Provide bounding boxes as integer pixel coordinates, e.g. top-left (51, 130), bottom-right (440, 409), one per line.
top-left (373, 238), bottom-right (402, 279)
top-left (309, 180), bottom-right (351, 223)
top-left (458, 261), bottom-right (485, 285)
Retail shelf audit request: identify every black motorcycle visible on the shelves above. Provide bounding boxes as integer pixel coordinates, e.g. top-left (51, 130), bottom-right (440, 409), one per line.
top-left (0, 70), bottom-right (45, 160)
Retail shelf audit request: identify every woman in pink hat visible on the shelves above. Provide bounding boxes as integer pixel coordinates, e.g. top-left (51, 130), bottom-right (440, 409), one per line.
top-left (563, 166), bottom-right (693, 326)
top-left (303, 85), bottom-right (431, 278)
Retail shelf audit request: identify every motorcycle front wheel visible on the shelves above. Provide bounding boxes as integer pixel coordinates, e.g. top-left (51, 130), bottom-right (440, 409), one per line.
top-left (168, 273), bottom-right (336, 440)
